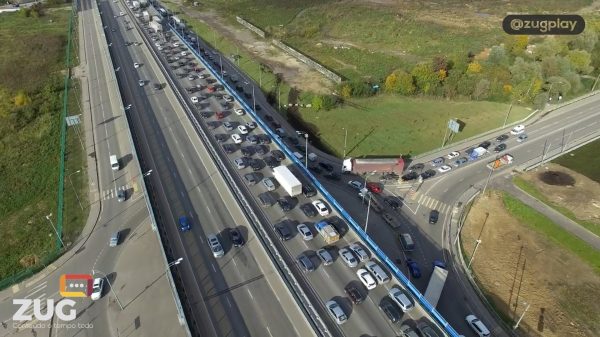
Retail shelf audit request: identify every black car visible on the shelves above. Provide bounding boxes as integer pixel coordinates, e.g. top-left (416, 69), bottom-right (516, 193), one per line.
top-left (271, 150), bottom-right (285, 162)
top-left (287, 136), bottom-right (300, 145)
top-left (420, 169), bottom-right (436, 179)
top-left (214, 134), bottom-right (228, 142)
top-left (278, 197), bottom-right (294, 212)
top-left (243, 172), bottom-right (259, 185)
top-left (379, 297), bottom-right (401, 323)
top-left (246, 135), bottom-right (259, 144)
top-left (496, 134), bottom-right (509, 142)
top-left (200, 111), bottom-right (211, 119)
top-left (240, 146), bottom-right (254, 157)
top-left (384, 198), bottom-right (400, 210)
top-left (429, 210), bottom-right (439, 224)
top-left (264, 156), bottom-right (279, 168)
top-left (324, 172), bottom-right (341, 181)
top-left (254, 145), bottom-right (269, 156)
top-left (249, 159), bottom-right (263, 171)
top-left (271, 121), bottom-right (281, 129)
top-left (318, 162), bottom-right (334, 172)
top-left (302, 184), bottom-right (317, 198)
top-left (401, 171), bottom-right (418, 181)
top-left (222, 144), bottom-right (237, 154)
top-left (207, 121), bottom-right (220, 130)
top-left (274, 224), bottom-right (292, 241)
top-left (345, 283), bottom-right (365, 305)
top-left (309, 165), bottom-right (322, 174)
top-left (229, 228), bottom-right (245, 247)
top-left (494, 143), bottom-right (507, 152)
top-left (258, 134), bottom-right (271, 144)
top-left (153, 83), bottom-right (162, 90)
top-left (409, 163), bottom-right (424, 171)
top-left (465, 147), bottom-right (476, 155)
top-left (295, 144), bottom-right (306, 152)
top-left (300, 203), bottom-right (318, 217)
top-left (264, 115), bottom-right (274, 122)
top-left (478, 141), bottom-right (492, 149)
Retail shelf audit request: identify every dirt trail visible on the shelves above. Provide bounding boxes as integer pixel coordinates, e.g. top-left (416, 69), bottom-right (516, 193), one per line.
top-left (171, 2), bottom-right (333, 94)
top-left (462, 190), bottom-right (600, 337)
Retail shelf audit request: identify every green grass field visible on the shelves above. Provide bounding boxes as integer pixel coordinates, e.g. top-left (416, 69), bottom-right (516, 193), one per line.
top-left (553, 139), bottom-right (600, 183)
top-left (296, 95), bottom-right (530, 156)
top-left (513, 176), bottom-right (600, 237)
top-left (0, 8), bottom-right (84, 280)
top-left (502, 192), bottom-right (600, 275)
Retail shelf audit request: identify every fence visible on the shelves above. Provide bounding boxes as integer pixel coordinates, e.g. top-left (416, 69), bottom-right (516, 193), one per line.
top-left (235, 16), bottom-right (265, 38)
top-left (271, 39), bottom-right (343, 84)
top-left (172, 22), bottom-right (459, 337)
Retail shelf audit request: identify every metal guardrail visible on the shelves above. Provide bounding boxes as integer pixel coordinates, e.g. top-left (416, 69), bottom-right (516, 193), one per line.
top-left (96, 3), bottom-right (191, 335)
top-left (145, 19), bottom-right (332, 337)
top-left (169, 21), bottom-right (460, 337)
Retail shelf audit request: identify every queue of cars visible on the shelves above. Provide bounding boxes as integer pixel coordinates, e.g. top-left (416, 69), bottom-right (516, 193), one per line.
top-left (146, 25), bottom-right (452, 335)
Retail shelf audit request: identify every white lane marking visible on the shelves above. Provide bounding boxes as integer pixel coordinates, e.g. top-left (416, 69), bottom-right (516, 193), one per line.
top-left (246, 288), bottom-right (254, 301)
top-left (418, 194), bottom-right (425, 203)
top-left (211, 263), bottom-right (217, 273)
top-left (431, 200), bottom-right (439, 210)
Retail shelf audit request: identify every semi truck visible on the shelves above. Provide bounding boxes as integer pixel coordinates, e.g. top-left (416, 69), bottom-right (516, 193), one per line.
top-left (272, 166), bottom-right (302, 196)
top-left (487, 154), bottom-right (514, 169)
top-left (342, 157), bottom-right (404, 175)
top-left (423, 265), bottom-right (449, 308)
top-left (315, 221), bottom-right (340, 244)
top-left (468, 147), bottom-right (487, 161)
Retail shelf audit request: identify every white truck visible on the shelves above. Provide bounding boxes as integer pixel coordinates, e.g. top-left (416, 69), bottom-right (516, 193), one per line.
top-left (468, 147), bottom-right (487, 161)
top-left (272, 166), bottom-right (302, 196)
top-left (131, 0), bottom-right (139, 9)
top-left (423, 265), bottom-right (448, 308)
top-left (487, 154), bottom-right (514, 169)
top-left (110, 155), bottom-right (120, 171)
top-left (142, 10), bottom-right (149, 22)
top-left (149, 20), bottom-right (162, 32)
top-left (315, 221), bottom-right (340, 244)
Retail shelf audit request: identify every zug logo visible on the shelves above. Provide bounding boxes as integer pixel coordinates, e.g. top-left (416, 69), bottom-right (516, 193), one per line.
top-left (13, 299), bottom-right (77, 321)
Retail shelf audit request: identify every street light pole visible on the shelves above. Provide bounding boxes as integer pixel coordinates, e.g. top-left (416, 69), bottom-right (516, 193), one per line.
top-left (45, 214), bottom-right (65, 248)
top-left (67, 170), bottom-right (83, 210)
top-left (364, 196), bottom-right (372, 233)
top-left (304, 133), bottom-right (309, 167)
top-left (92, 269), bottom-right (124, 310)
top-left (513, 302), bottom-right (531, 330)
top-left (467, 239), bottom-right (482, 269)
top-left (503, 102), bottom-right (514, 127)
top-left (166, 257), bottom-right (183, 271)
top-left (342, 127), bottom-right (348, 159)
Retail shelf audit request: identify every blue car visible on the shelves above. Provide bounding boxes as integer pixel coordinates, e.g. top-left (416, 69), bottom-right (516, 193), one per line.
top-left (178, 216), bottom-right (191, 232)
top-left (406, 259), bottom-right (421, 278)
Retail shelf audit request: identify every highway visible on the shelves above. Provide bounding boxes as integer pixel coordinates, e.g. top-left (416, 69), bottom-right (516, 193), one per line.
top-left (98, 1), bottom-right (317, 336)
top-left (0, 0), bottom-right (187, 336)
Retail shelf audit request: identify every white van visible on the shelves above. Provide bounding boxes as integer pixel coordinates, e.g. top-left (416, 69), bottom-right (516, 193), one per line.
top-left (510, 124), bottom-right (525, 135)
top-left (365, 260), bottom-right (390, 284)
top-left (308, 153), bottom-right (318, 162)
top-left (110, 155), bottom-right (119, 171)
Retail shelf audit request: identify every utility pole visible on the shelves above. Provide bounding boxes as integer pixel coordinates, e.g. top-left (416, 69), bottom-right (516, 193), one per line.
top-left (513, 302), bottom-right (531, 330)
top-left (342, 127), bottom-right (348, 159)
top-left (503, 102), bottom-right (514, 127)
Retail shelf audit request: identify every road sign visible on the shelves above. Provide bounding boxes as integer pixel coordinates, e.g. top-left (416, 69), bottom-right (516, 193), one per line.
top-left (65, 115), bottom-right (81, 126)
top-left (448, 119), bottom-right (460, 133)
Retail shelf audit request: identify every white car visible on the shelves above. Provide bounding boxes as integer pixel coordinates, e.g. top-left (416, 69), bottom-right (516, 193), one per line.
top-left (466, 315), bottom-right (491, 337)
top-left (231, 134), bottom-right (243, 144)
top-left (172, 43), bottom-right (179, 47)
top-left (223, 95), bottom-right (234, 102)
top-left (154, 42), bottom-right (161, 47)
top-left (190, 96), bottom-right (199, 104)
top-left (138, 80), bottom-right (144, 87)
top-left (312, 200), bottom-right (329, 216)
top-left (347, 180), bottom-right (362, 190)
top-left (339, 248), bottom-right (358, 268)
top-left (326, 300), bottom-right (347, 325)
top-left (181, 51), bottom-right (187, 56)
top-left (207, 234), bottom-right (224, 258)
top-left (349, 243), bottom-right (369, 261)
top-left (437, 165), bottom-right (452, 173)
top-left (90, 278), bottom-right (104, 300)
top-left (510, 124), bottom-right (525, 135)
top-left (234, 108), bottom-right (245, 116)
top-left (446, 151), bottom-right (460, 159)
top-left (237, 125), bottom-right (248, 135)
top-left (388, 287), bottom-right (414, 312)
top-left (296, 224), bottom-right (313, 241)
top-left (356, 268), bottom-right (377, 290)
top-left (119, 11), bottom-right (124, 16)
top-left (133, 62), bottom-right (140, 68)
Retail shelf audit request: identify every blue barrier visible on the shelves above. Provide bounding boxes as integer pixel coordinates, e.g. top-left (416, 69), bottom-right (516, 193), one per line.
top-left (169, 22), bottom-right (460, 337)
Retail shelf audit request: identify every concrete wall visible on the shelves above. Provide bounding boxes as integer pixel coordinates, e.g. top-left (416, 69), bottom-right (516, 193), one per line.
top-left (235, 16), bottom-right (265, 38)
top-left (271, 39), bottom-right (343, 84)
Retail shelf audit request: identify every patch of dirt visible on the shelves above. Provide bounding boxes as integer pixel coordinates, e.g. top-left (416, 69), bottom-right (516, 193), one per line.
top-left (538, 171), bottom-right (575, 186)
top-left (171, 2), bottom-right (333, 94)
top-left (521, 163), bottom-right (600, 223)
top-left (462, 191), bottom-right (600, 337)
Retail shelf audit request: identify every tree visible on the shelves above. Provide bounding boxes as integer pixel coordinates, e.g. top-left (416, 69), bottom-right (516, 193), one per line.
top-left (311, 95), bottom-right (323, 111)
top-left (569, 29), bottom-right (598, 52)
top-left (349, 81), bottom-right (372, 97)
top-left (432, 56), bottom-right (449, 73)
top-left (384, 72), bottom-right (398, 93)
top-left (567, 50), bottom-right (593, 74)
top-left (541, 56), bottom-right (572, 78)
top-left (340, 84), bottom-right (352, 99)
top-left (510, 57), bottom-right (541, 84)
top-left (411, 63), bottom-right (438, 94)
top-left (487, 45), bottom-right (509, 66)
top-left (395, 70), bottom-right (416, 95)
top-left (473, 79), bottom-right (490, 100)
top-left (533, 38), bottom-right (566, 61)
top-left (13, 91), bottom-right (31, 107)
top-left (504, 35), bottom-right (529, 56)
top-left (466, 61), bottom-right (482, 74)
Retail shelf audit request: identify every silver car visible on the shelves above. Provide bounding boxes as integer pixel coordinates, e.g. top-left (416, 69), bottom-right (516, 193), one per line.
top-left (262, 177), bottom-right (276, 191)
top-left (316, 248), bottom-right (333, 266)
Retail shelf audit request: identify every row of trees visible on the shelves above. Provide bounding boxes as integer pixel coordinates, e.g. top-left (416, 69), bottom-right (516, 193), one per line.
top-left (311, 31), bottom-right (600, 111)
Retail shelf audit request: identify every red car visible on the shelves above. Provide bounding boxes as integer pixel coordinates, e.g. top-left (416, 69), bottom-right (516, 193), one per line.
top-left (206, 85), bottom-right (215, 93)
top-left (366, 182), bottom-right (382, 194)
top-left (215, 111), bottom-right (225, 120)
